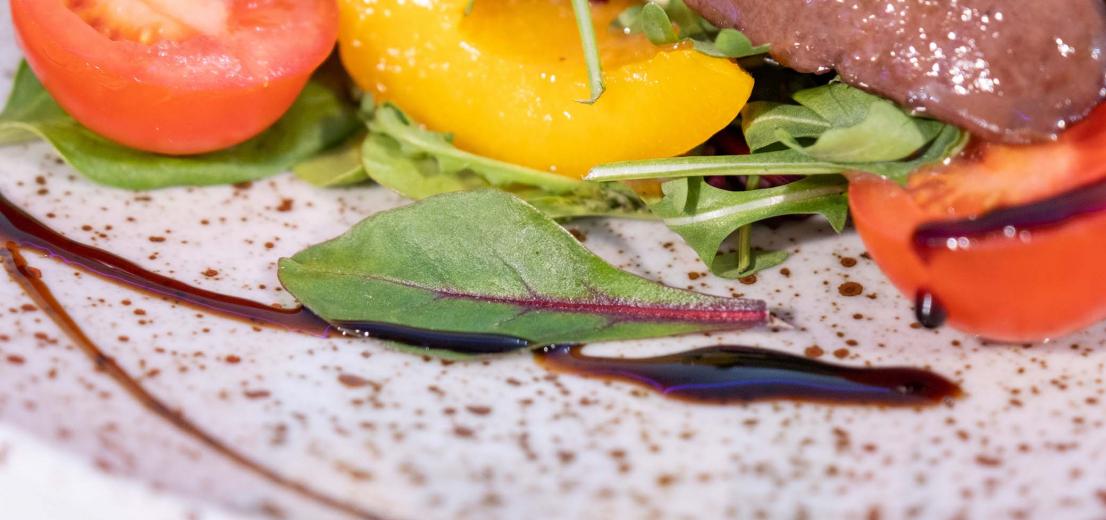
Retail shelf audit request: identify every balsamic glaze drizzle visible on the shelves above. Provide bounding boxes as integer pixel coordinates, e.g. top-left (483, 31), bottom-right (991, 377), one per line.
top-left (912, 174), bottom-right (1106, 260)
top-left (537, 345), bottom-right (961, 406)
top-left (332, 320), bottom-right (531, 355)
top-left (0, 193), bottom-right (331, 335)
top-left (0, 244), bottom-right (380, 520)
top-left (0, 188), bottom-right (963, 516)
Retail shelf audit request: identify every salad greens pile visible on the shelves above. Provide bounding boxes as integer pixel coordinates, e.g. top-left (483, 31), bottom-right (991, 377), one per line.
top-left (588, 84), bottom-right (967, 184)
top-left (0, 0), bottom-right (971, 353)
top-left (297, 101), bottom-right (650, 220)
top-left (587, 80), bottom-right (966, 276)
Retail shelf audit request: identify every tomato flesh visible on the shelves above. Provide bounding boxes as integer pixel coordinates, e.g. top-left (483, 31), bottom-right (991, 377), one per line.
top-left (11, 0), bottom-right (338, 155)
top-left (65, 0), bottom-right (228, 44)
top-left (850, 104), bottom-right (1106, 341)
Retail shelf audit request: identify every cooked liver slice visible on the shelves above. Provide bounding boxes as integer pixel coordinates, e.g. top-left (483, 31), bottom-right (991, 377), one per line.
top-left (686, 0), bottom-right (1106, 143)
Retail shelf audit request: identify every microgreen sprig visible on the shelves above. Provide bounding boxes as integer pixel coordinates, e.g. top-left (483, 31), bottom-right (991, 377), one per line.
top-left (570, 0), bottom-right (606, 104)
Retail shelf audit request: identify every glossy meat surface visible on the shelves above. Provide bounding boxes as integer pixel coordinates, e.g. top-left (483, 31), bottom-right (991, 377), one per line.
top-left (686, 0), bottom-right (1106, 143)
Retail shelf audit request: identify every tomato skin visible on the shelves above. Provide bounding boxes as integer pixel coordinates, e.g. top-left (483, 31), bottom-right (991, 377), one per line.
top-left (10, 0), bottom-right (339, 155)
top-left (850, 105), bottom-right (1106, 341)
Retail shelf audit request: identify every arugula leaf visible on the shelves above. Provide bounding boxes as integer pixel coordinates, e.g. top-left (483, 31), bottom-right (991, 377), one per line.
top-left (588, 149), bottom-right (846, 181)
top-left (0, 62), bottom-right (361, 190)
top-left (279, 190), bottom-right (768, 356)
top-left (588, 84), bottom-right (967, 184)
top-left (648, 176), bottom-right (849, 278)
top-left (361, 103), bottom-right (651, 219)
top-left (857, 124), bottom-right (969, 180)
top-left (741, 102), bottom-right (831, 152)
top-left (590, 124), bottom-right (966, 184)
top-left (768, 83), bottom-right (943, 163)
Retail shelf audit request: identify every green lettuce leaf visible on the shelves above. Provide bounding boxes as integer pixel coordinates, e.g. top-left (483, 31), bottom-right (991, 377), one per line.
top-left (0, 62), bottom-right (361, 190)
top-left (279, 190), bottom-right (768, 357)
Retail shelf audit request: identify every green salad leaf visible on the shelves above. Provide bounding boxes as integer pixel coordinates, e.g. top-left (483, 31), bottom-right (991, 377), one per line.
top-left (279, 190), bottom-right (768, 357)
top-left (649, 176), bottom-right (849, 278)
top-left (693, 29), bottom-right (772, 59)
top-left (741, 102), bottom-right (832, 153)
top-left (0, 62), bottom-right (361, 190)
top-left (588, 125), bottom-right (966, 183)
top-left (292, 133), bottom-right (368, 187)
top-left (640, 3), bottom-right (681, 44)
top-left (753, 83), bottom-right (945, 163)
top-left (588, 83), bottom-right (967, 184)
top-left (360, 103), bottom-right (650, 219)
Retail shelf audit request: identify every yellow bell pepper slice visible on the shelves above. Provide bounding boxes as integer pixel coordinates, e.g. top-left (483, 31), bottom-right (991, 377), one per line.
top-left (337, 0), bottom-right (754, 179)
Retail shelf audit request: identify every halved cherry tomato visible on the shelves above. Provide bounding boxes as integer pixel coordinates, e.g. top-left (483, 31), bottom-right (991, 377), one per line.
top-left (10, 0), bottom-right (338, 155)
top-left (337, 0), bottom-right (753, 179)
top-left (849, 104), bottom-right (1106, 341)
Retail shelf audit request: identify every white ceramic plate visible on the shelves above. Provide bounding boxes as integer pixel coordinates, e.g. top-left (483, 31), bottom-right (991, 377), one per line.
top-left (2, 9), bottom-right (1106, 520)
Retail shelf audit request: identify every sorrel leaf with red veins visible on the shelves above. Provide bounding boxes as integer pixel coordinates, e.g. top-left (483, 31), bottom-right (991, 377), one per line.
top-left (278, 190), bottom-right (768, 354)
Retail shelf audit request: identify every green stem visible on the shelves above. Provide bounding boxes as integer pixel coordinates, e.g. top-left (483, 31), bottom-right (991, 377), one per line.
top-left (570, 0), bottom-right (606, 104)
top-left (586, 150), bottom-right (846, 182)
top-left (735, 175), bottom-right (759, 274)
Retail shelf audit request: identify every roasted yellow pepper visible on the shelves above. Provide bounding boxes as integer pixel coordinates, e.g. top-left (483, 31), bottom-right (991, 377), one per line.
top-left (337, 0), bottom-right (753, 178)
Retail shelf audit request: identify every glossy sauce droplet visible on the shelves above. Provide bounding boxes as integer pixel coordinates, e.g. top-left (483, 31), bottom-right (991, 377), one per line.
top-left (915, 290), bottom-right (948, 329)
top-left (536, 345), bottom-right (961, 406)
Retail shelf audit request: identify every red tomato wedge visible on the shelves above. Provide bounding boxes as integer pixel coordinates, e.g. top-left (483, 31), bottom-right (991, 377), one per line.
top-left (10, 0), bottom-right (338, 155)
top-left (850, 104), bottom-right (1106, 342)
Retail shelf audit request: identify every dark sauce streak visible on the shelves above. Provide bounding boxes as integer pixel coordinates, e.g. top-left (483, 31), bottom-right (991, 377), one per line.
top-left (0, 186), bottom-right (963, 520)
top-left (0, 245), bottom-right (381, 520)
top-left (332, 320), bottom-right (530, 355)
top-left (912, 175), bottom-right (1106, 260)
top-left (915, 290), bottom-right (948, 330)
top-left (537, 345), bottom-right (962, 406)
top-left (0, 193), bottom-right (330, 335)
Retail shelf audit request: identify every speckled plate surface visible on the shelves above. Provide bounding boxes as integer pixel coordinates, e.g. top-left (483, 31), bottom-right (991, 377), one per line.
top-left (3, 11), bottom-right (1106, 520)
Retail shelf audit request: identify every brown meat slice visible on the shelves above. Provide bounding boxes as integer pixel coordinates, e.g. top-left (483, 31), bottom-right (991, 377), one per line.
top-left (686, 0), bottom-right (1106, 143)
